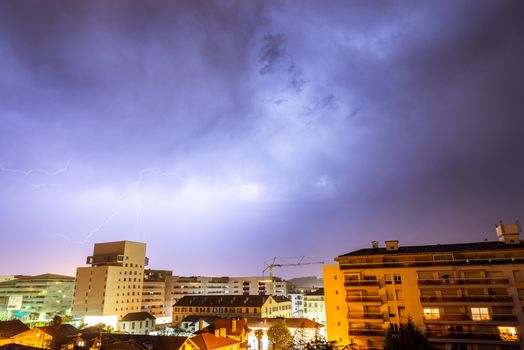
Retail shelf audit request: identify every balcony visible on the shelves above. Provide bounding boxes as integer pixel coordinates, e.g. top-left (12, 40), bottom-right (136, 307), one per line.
top-left (86, 254), bottom-right (125, 266)
top-left (424, 314), bottom-right (518, 323)
top-left (418, 278), bottom-right (509, 286)
top-left (426, 331), bottom-right (521, 342)
top-left (420, 295), bottom-right (513, 304)
top-left (347, 312), bottom-right (385, 321)
top-left (348, 329), bottom-right (385, 337)
top-left (344, 280), bottom-right (380, 287)
top-left (346, 296), bottom-right (382, 303)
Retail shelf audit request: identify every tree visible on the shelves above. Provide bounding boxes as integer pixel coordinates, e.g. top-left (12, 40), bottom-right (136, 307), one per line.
top-left (302, 338), bottom-right (338, 350)
top-left (255, 329), bottom-right (264, 350)
top-left (383, 318), bottom-right (432, 350)
top-left (267, 319), bottom-right (293, 350)
top-left (47, 315), bottom-right (63, 350)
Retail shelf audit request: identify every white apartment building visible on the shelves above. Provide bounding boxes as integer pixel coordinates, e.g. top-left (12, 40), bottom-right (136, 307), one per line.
top-left (72, 241), bottom-right (148, 330)
top-left (141, 269), bottom-right (173, 324)
top-left (170, 276), bottom-right (287, 303)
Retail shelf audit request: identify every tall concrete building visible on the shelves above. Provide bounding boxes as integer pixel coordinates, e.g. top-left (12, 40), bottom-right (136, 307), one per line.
top-left (324, 221), bottom-right (524, 350)
top-left (72, 241), bottom-right (148, 330)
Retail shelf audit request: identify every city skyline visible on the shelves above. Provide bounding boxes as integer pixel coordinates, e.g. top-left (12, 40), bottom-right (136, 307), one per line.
top-left (1, 1), bottom-right (523, 277)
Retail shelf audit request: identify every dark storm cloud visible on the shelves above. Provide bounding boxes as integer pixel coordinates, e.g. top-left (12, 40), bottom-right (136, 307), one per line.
top-left (258, 34), bottom-right (286, 74)
top-left (0, 1), bottom-right (522, 276)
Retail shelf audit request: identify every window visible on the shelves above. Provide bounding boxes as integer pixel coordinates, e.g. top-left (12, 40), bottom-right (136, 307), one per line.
top-left (394, 275), bottom-right (402, 284)
top-left (471, 307), bottom-right (490, 321)
top-left (497, 326), bottom-right (518, 340)
top-left (398, 307), bottom-right (406, 317)
top-left (423, 308), bottom-right (440, 320)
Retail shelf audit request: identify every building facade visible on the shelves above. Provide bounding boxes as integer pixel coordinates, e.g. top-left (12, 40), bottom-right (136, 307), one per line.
top-left (142, 269), bottom-right (173, 324)
top-left (172, 295), bottom-right (292, 323)
top-left (72, 241), bottom-right (148, 330)
top-left (324, 221), bottom-right (524, 350)
top-left (303, 289), bottom-right (326, 326)
top-left (119, 311), bottom-right (156, 335)
top-left (0, 274), bottom-right (74, 322)
top-left (170, 276), bottom-right (287, 303)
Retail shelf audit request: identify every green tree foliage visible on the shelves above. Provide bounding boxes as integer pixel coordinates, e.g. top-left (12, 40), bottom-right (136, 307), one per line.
top-left (267, 319), bottom-right (294, 350)
top-left (383, 318), bottom-right (432, 350)
top-left (302, 338), bottom-right (338, 350)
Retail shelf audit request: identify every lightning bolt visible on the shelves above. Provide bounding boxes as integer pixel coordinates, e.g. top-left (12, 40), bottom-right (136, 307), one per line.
top-left (0, 159), bottom-right (72, 188)
top-left (59, 168), bottom-right (210, 244)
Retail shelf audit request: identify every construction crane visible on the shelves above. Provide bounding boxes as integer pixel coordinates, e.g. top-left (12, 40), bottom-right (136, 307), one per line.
top-left (263, 256), bottom-right (324, 295)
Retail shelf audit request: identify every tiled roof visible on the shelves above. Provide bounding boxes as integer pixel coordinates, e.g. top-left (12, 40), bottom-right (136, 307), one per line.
top-left (104, 335), bottom-right (195, 350)
top-left (0, 320), bottom-right (29, 338)
top-left (175, 295), bottom-right (276, 307)
top-left (39, 324), bottom-right (79, 338)
top-left (339, 241), bottom-right (524, 257)
top-left (271, 296), bottom-right (290, 303)
top-left (191, 333), bottom-right (239, 350)
top-left (0, 344), bottom-right (44, 350)
top-left (197, 319), bottom-right (247, 336)
top-left (121, 312), bottom-right (156, 322)
top-left (245, 318), bottom-right (322, 329)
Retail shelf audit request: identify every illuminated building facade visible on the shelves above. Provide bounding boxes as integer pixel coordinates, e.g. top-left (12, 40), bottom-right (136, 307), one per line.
top-left (141, 269), bottom-right (173, 324)
top-left (0, 274), bottom-right (74, 322)
top-left (303, 288), bottom-right (326, 326)
top-left (324, 221), bottom-right (524, 350)
top-left (71, 241), bottom-right (148, 330)
top-left (170, 276), bottom-right (287, 303)
top-left (172, 295), bottom-right (292, 322)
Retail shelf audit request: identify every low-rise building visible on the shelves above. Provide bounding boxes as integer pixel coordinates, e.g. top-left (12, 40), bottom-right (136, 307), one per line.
top-left (0, 274), bottom-right (75, 323)
top-left (0, 320), bottom-right (29, 346)
top-left (324, 220), bottom-right (524, 350)
top-left (119, 311), bottom-right (156, 335)
top-left (9, 324), bottom-right (78, 348)
top-left (172, 295), bottom-right (291, 323)
top-left (198, 318), bottom-right (249, 347)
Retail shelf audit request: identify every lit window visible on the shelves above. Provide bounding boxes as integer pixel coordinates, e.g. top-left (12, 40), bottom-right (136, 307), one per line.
top-left (423, 308), bottom-right (440, 320)
top-left (471, 307), bottom-right (490, 321)
top-left (498, 326), bottom-right (518, 341)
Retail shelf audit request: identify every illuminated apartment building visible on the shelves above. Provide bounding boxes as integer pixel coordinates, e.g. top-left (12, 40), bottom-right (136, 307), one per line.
top-left (141, 269), bottom-right (173, 324)
top-left (170, 276), bottom-right (287, 302)
top-left (172, 295), bottom-right (292, 322)
top-left (303, 289), bottom-right (326, 326)
top-left (0, 274), bottom-right (74, 322)
top-left (324, 221), bottom-right (524, 350)
top-left (71, 241), bottom-right (148, 330)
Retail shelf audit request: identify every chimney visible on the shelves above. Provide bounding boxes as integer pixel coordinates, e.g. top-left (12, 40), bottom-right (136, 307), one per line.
top-left (219, 327), bottom-right (226, 337)
top-left (371, 241), bottom-right (379, 249)
top-left (231, 319), bottom-right (237, 333)
top-left (214, 329), bottom-right (220, 337)
top-left (385, 240), bottom-right (399, 251)
top-left (496, 220), bottom-right (521, 245)
top-left (199, 318), bottom-right (203, 331)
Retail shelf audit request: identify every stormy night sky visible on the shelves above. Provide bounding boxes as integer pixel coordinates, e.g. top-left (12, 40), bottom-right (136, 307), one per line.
top-left (0, 1), bottom-right (523, 278)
